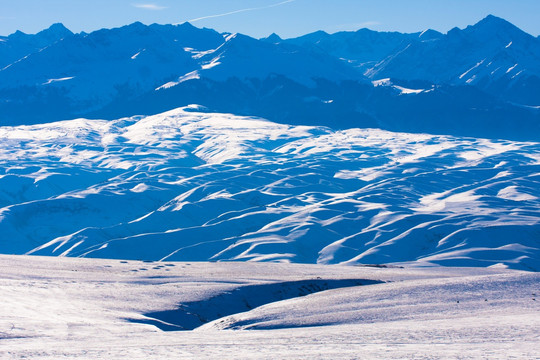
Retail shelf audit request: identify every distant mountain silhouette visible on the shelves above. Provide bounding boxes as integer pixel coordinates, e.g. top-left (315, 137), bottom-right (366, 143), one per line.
top-left (0, 23), bottom-right (73, 68)
top-left (0, 16), bottom-right (539, 140)
top-left (365, 15), bottom-right (540, 106)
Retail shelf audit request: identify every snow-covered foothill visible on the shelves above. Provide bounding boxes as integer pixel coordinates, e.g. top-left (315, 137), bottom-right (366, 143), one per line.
top-left (0, 107), bottom-right (538, 270)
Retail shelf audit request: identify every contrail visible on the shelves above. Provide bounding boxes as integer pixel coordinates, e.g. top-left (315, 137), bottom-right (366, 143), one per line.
top-left (185, 0), bottom-right (296, 23)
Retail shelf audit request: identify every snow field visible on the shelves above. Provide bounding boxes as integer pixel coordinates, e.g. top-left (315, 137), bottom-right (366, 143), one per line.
top-left (0, 255), bottom-right (538, 359)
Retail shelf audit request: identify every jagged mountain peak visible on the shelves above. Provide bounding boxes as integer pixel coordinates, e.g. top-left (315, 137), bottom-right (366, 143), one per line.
top-left (263, 32), bottom-right (282, 43)
top-left (175, 21), bottom-right (198, 29)
top-left (7, 29), bottom-right (28, 39)
top-left (311, 29), bottom-right (330, 36)
top-left (218, 32), bottom-right (259, 48)
top-left (7, 23), bottom-right (73, 40)
top-left (81, 21), bottom-right (224, 53)
top-left (115, 21), bottom-right (153, 35)
top-left (44, 22), bottom-right (72, 34)
top-left (354, 28), bottom-right (382, 35)
top-left (126, 21), bottom-right (146, 28)
top-left (298, 30), bottom-right (330, 40)
top-left (477, 14), bottom-right (514, 27)
top-left (464, 14), bottom-right (531, 40)
top-left (0, 23), bottom-right (74, 69)
top-left (418, 29), bottom-right (443, 40)
top-left (35, 23), bottom-right (73, 43)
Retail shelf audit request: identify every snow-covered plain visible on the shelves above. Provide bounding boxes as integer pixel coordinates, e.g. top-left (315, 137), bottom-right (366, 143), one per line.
top-left (0, 255), bottom-right (538, 359)
top-left (0, 106), bottom-right (539, 270)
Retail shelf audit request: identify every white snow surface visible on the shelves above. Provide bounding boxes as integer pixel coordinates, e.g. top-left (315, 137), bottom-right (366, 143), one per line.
top-left (0, 106), bottom-right (539, 270)
top-left (0, 255), bottom-right (538, 359)
top-left (42, 76), bottom-right (75, 85)
top-left (371, 78), bottom-right (427, 94)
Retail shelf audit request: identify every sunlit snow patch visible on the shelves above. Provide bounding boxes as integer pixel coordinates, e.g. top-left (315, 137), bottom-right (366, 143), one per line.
top-left (156, 71), bottom-right (201, 90)
top-left (42, 76), bottom-right (75, 85)
top-left (497, 186), bottom-right (537, 201)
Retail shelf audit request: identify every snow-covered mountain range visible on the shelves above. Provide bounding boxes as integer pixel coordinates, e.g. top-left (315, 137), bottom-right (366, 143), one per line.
top-left (2, 15), bottom-right (539, 359)
top-left (363, 15), bottom-right (540, 106)
top-left (1, 107), bottom-right (538, 270)
top-left (0, 16), bottom-right (539, 140)
top-left (0, 17), bottom-right (539, 270)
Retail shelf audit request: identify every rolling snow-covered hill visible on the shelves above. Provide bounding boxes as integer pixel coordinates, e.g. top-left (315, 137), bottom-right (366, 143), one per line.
top-left (0, 107), bottom-right (538, 270)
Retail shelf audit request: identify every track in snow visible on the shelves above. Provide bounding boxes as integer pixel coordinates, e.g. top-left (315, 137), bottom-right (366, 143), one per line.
top-left (131, 278), bottom-right (381, 331)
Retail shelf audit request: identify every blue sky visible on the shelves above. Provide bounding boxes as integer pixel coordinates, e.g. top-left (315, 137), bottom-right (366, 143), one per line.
top-left (1, 0), bottom-right (539, 38)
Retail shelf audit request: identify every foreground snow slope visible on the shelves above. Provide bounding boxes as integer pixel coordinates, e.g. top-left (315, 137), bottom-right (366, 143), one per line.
top-left (0, 106), bottom-right (539, 269)
top-left (0, 255), bottom-right (538, 359)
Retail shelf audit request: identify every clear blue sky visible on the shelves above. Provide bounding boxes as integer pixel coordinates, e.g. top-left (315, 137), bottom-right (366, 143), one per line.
top-left (1, 0), bottom-right (539, 38)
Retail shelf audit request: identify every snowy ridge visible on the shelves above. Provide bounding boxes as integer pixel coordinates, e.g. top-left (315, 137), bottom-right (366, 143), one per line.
top-left (0, 107), bottom-right (538, 270)
top-left (371, 78), bottom-right (429, 94)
